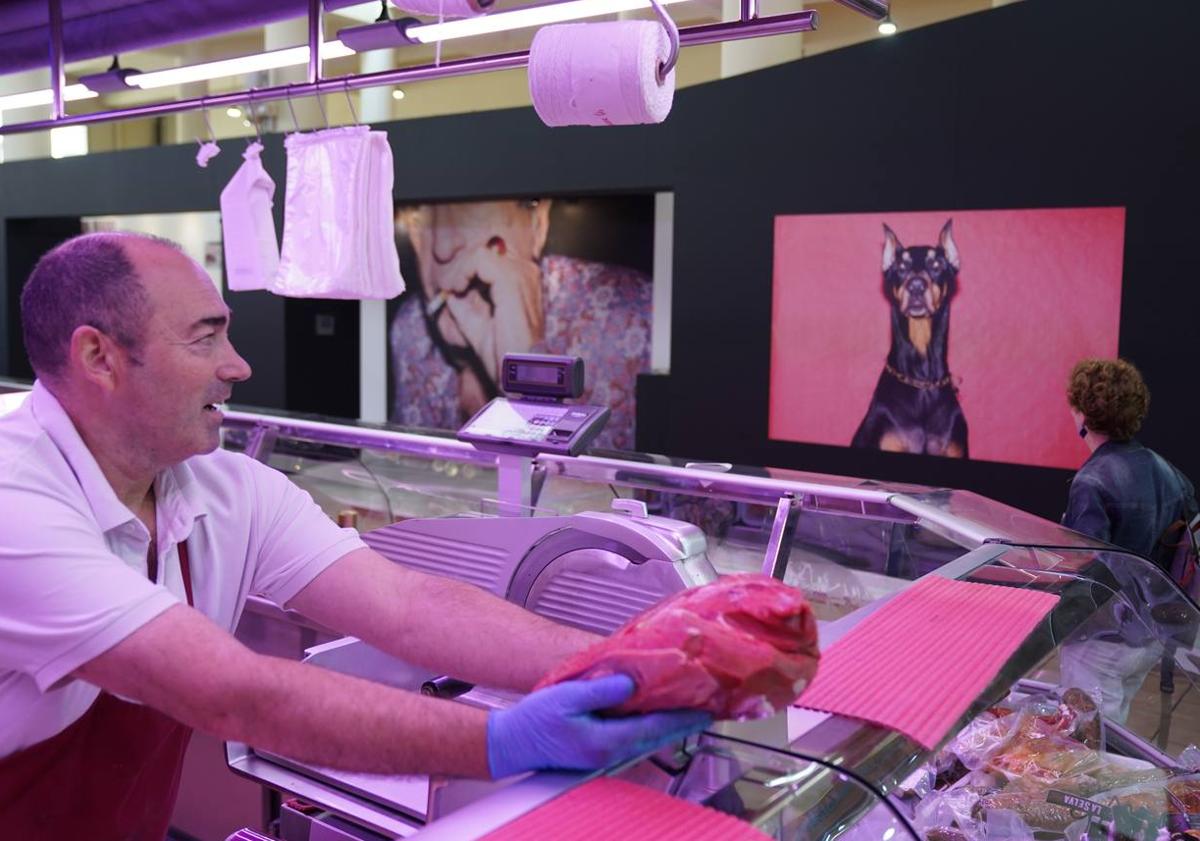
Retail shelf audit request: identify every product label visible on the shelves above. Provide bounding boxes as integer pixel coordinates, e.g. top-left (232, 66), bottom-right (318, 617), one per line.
top-left (1047, 790), bottom-right (1113, 821)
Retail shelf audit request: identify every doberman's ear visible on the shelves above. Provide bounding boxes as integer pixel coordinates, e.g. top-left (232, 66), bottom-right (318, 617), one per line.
top-left (882, 224), bottom-right (901, 272)
top-left (939, 219), bottom-right (960, 270)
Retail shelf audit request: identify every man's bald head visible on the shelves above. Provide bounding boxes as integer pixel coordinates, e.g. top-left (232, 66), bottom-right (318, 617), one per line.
top-left (20, 232), bottom-right (181, 382)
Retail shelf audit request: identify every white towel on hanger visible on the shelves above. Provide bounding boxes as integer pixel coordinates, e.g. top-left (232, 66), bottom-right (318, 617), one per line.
top-left (219, 142), bottom-right (279, 292)
top-left (272, 126), bottom-right (405, 300)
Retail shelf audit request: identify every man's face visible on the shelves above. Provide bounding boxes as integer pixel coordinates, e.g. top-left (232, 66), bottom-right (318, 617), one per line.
top-left (115, 243), bottom-right (251, 464)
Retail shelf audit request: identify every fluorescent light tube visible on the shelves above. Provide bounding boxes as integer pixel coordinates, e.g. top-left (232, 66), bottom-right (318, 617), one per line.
top-left (0, 84), bottom-right (97, 112)
top-left (127, 41), bottom-right (353, 90)
top-left (407, 0), bottom-right (692, 43)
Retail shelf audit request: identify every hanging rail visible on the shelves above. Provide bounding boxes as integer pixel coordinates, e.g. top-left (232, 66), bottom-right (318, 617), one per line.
top-left (833, 0), bottom-right (888, 19)
top-left (0, 8), bottom-right (818, 136)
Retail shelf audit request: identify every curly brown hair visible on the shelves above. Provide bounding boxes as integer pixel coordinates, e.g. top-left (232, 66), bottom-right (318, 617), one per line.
top-left (1066, 358), bottom-right (1150, 441)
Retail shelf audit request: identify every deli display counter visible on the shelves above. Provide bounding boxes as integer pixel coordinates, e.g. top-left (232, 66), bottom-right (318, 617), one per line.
top-left (211, 403), bottom-right (1200, 841)
top-left (3, 378), bottom-right (1197, 840)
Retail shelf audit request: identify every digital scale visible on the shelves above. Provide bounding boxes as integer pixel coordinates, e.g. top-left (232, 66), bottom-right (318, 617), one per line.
top-left (457, 354), bottom-right (610, 458)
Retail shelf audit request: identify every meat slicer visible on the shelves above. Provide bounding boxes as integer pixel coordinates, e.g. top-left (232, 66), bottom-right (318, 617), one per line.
top-left (226, 355), bottom-right (719, 835)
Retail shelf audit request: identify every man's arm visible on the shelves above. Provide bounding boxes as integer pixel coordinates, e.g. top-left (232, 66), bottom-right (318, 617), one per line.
top-left (75, 604), bottom-right (491, 777)
top-left (75, 603), bottom-right (708, 780)
top-left (286, 547), bottom-right (599, 691)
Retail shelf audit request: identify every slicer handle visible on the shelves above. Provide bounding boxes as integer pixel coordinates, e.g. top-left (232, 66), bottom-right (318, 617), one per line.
top-left (420, 676), bottom-right (475, 699)
top-left (611, 498), bottom-right (649, 518)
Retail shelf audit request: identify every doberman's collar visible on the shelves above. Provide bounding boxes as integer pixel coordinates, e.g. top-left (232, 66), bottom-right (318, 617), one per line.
top-left (885, 363), bottom-right (954, 390)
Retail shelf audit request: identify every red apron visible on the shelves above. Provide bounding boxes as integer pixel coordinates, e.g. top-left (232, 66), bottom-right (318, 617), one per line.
top-left (0, 542), bottom-right (196, 841)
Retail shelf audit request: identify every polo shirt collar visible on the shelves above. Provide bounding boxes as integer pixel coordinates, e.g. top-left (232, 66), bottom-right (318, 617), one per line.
top-left (29, 382), bottom-right (206, 537)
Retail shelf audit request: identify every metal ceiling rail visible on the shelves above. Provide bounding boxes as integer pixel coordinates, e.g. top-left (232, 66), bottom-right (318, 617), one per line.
top-left (47, 0), bottom-right (65, 119)
top-left (0, 3), bottom-right (819, 136)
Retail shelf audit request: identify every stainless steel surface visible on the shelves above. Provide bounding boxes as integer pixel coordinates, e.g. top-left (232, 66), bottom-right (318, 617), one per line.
top-left (226, 740), bottom-right (423, 838)
top-left (48, 0), bottom-right (65, 120)
top-left (832, 0), bottom-right (889, 20)
top-left (761, 493), bottom-right (799, 580)
top-left (224, 409), bottom-right (498, 467)
top-left (886, 492), bottom-right (992, 548)
top-left (307, 0), bottom-right (321, 86)
top-left (361, 506), bottom-right (716, 638)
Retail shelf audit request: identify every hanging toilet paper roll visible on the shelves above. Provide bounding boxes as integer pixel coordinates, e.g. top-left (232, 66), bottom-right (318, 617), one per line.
top-left (392, 0), bottom-right (489, 18)
top-left (529, 21), bottom-right (676, 127)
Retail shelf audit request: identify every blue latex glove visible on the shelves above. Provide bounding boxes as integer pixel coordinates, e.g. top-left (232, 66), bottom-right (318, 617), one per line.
top-left (487, 674), bottom-right (711, 779)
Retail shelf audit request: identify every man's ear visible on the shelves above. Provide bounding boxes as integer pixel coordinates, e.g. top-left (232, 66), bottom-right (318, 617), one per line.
top-left (939, 219), bottom-right (960, 270)
top-left (68, 325), bottom-right (121, 391)
top-left (531, 199), bottom-right (552, 260)
top-left (882, 224), bottom-right (901, 272)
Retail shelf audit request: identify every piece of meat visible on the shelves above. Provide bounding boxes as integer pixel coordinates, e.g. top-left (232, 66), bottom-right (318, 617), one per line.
top-left (536, 574), bottom-right (819, 720)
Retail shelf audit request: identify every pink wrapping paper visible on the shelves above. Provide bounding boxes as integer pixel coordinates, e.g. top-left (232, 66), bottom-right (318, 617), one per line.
top-left (481, 778), bottom-right (771, 840)
top-left (795, 576), bottom-right (1059, 749)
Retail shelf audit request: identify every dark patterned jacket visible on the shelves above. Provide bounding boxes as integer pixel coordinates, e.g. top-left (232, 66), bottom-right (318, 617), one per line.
top-left (1064, 439), bottom-right (1195, 571)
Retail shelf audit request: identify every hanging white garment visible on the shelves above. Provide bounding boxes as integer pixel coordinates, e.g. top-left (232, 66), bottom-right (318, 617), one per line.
top-left (271, 126), bottom-right (405, 300)
top-left (219, 142), bottom-right (279, 292)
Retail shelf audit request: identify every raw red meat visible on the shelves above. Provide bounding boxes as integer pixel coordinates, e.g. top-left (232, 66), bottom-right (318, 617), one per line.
top-left (536, 573), bottom-right (820, 720)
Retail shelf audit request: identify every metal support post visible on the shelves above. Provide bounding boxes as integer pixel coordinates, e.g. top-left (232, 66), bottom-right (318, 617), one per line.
top-left (497, 454), bottom-right (533, 516)
top-left (761, 493), bottom-right (800, 581)
top-left (48, 0), bottom-right (65, 119)
top-left (308, 0), bottom-right (322, 85)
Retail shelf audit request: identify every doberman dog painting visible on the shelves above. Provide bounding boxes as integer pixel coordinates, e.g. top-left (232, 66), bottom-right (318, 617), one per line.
top-left (768, 207), bottom-right (1126, 469)
top-left (850, 220), bottom-right (968, 457)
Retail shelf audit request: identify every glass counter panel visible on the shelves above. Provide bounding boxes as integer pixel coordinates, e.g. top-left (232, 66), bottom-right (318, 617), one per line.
top-left (894, 488), bottom-right (1110, 549)
top-left (612, 736), bottom-right (919, 840)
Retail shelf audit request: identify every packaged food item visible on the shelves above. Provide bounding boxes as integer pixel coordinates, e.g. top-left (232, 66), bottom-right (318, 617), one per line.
top-left (988, 731), bottom-right (1107, 787)
top-left (914, 687), bottom-right (1177, 840)
top-left (973, 791), bottom-right (1078, 832)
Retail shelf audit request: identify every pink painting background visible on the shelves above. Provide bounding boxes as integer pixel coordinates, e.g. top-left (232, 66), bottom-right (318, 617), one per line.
top-left (768, 207), bottom-right (1126, 470)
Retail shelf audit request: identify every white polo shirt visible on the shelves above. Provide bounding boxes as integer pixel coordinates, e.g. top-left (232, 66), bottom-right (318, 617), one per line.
top-left (0, 382), bottom-right (366, 757)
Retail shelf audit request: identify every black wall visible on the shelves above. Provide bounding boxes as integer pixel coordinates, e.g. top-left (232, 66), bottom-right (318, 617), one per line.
top-left (1, 0), bottom-right (1196, 522)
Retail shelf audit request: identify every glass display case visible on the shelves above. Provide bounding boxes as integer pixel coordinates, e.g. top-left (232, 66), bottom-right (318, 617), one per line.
top-left (212, 405), bottom-right (1200, 841)
top-left (7, 377), bottom-right (1197, 840)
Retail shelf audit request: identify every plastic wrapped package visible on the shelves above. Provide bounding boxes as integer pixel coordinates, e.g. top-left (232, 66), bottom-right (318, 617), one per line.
top-left (272, 126), bottom-right (405, 299)
top-left (913, 785), bottom-right (986, 840)
top-left (912, 687), bottom-right (1188, 839)
top-left (220, 141), bottom-right (279, 291)
top-left (1095, 775), bottom-right (1200, 840)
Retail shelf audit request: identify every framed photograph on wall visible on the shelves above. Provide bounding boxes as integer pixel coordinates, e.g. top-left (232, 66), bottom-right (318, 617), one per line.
top-left (769, 207), bottom-right (1126, 469)
top-left (387, 194), bottom-right (658, 452)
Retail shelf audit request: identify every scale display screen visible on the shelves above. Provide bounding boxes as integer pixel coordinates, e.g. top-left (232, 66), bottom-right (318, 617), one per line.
top-left (462, 401), bottom-right (572, 444)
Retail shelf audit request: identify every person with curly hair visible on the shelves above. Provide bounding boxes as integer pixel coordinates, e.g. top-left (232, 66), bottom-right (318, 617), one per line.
top-left (1060, 358), bottom-right (1196, 721)
top-left (1064, 358), bottom-right (1192, 555)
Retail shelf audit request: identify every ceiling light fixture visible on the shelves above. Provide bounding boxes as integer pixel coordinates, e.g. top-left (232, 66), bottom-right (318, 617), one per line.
top-left (392, 89), bottom-right (406, 100)
top-left (0, 42), bottom-right (353, 114)
top-left (79, 56), bottom-right (140, 94)
top-left (877, 14), bottom-right (897, 35)
top-left (226, 106), bottom-right (243, 118)
top-left (0, 84), bottom-right (97, 113)
top-left (340, 0), bottom-right (692, 48)
top-left (126, 41), bottom-right (353, 90)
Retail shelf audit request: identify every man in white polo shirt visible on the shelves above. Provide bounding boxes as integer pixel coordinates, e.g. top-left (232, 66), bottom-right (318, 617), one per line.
top-left (0, 232), bottom-right (707, 841)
